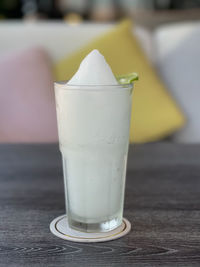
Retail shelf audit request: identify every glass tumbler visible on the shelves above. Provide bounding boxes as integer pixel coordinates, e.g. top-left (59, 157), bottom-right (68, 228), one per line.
top-left (55, 82), bottom-right (133, 232)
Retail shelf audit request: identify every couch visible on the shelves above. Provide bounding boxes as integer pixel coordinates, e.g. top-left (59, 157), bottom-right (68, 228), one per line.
top-left (0, 21), bottom-right (199, 143)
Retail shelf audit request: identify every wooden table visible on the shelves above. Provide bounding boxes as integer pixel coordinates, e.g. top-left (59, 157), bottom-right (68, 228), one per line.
top-left (0, 143), bottom-right (200, 267)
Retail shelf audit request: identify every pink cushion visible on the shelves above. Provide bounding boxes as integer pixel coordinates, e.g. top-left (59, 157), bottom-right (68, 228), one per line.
top-left (0, 47), bottom-right (57, 142)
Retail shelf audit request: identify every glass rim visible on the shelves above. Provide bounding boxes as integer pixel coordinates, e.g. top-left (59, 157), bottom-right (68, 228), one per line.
top-left (54, 81), bottom-right (133, 91)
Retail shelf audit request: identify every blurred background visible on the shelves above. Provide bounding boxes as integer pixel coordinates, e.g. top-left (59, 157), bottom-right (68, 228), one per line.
top-left (1, 0), bottom-right (200, 25)
top-left (0, 0), bottom-right (200, 144)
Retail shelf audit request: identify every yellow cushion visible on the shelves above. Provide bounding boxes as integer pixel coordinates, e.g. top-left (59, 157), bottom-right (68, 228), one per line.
top-left (54, 20), bottom-right (185, 143)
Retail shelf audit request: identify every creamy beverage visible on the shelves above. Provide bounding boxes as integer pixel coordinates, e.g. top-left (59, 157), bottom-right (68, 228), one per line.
top-left (55, 50), bottom-right (133, 232)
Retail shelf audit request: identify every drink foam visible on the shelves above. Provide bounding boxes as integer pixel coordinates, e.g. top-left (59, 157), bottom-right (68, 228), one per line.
top-left (67, 49), bottom-right (118, 86)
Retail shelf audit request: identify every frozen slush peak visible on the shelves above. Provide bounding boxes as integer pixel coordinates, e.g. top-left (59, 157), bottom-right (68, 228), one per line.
top-left (67, 50), bottom-right (118, 86)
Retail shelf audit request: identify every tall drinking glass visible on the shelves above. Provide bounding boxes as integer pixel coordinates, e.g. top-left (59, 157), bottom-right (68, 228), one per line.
top-left (55, 82), bottom-right (133, 232)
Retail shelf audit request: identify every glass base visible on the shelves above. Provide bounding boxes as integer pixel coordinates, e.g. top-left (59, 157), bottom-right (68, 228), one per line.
top-left (68, 217), bottom-right (122, 233)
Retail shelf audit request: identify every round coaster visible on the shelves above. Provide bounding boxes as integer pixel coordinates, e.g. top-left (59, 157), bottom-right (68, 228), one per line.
top-left (50, 215), bottom-right (131, 243)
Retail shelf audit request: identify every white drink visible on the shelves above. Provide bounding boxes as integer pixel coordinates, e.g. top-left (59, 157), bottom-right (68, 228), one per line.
top-left (55, 50), bottom-right (133, 232)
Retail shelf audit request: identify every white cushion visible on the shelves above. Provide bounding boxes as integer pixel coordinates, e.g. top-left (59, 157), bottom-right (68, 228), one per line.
top-left (154, 22), bottom-right (200, 143)
top-left (0, 22), bottom-right (113, 61)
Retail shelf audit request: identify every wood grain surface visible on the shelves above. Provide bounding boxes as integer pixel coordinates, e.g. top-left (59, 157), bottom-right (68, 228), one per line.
top-left (0, 143), bottom-right (200, 267)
